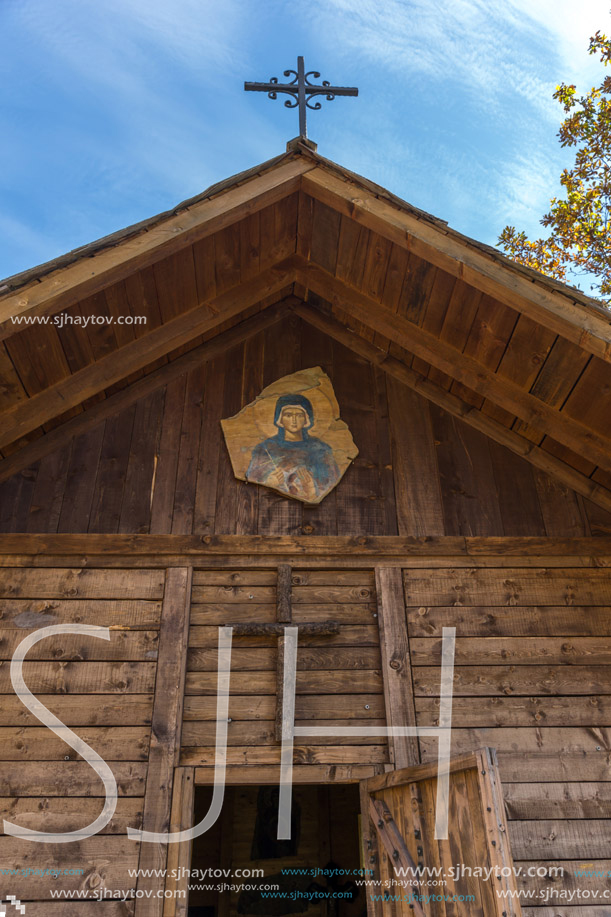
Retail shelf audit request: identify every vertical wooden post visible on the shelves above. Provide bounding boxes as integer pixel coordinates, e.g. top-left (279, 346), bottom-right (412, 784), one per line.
top-left (135, 566), bottom-right (193, 915)
top-left (359, 778), bottom-right (383, 917)
top-left (275, 564), bottom-right (293, 741)
top-left (375, 567), bottom-right (420, 769)
top-left (163, 766), bottom-right (195, 917)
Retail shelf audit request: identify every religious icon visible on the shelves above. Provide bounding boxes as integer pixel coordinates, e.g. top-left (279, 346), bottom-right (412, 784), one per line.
top-left (221, 367), bottom-right (358, 504)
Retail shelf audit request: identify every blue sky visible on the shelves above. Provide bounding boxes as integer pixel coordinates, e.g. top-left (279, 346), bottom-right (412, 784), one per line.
top-left (1, 0), bottom-right (609, 281)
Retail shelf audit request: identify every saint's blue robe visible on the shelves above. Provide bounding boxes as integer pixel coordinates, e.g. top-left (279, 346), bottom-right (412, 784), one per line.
top-left (246, 429), bottom-right (340, 500)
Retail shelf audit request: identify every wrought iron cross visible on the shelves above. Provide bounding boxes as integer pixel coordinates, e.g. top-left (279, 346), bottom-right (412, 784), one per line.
top-left (245, 56), bottom-right (358, 140)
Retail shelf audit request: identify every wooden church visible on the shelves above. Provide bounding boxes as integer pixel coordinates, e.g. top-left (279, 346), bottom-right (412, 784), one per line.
top-left (0, 135), bottom-right (610, 917)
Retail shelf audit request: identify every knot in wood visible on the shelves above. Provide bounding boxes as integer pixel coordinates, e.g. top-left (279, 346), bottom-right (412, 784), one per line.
top-left (389, 659), bottom-right (401, 671)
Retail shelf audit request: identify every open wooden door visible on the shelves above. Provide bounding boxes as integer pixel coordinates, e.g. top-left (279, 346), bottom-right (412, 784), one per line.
top-left (360, 748), bottom-right (522, 917)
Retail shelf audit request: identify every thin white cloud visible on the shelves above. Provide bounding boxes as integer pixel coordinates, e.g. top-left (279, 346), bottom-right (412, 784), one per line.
top-left (311, 0), bottom-right (610, 121)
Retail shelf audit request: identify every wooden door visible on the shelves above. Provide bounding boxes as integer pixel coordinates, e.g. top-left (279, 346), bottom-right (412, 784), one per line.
top-left (360, 748), bottom-right (521, 917)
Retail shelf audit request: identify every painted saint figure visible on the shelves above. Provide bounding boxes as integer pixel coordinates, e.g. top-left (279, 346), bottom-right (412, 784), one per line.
top-left (246, 394), bottom-right (341, 502)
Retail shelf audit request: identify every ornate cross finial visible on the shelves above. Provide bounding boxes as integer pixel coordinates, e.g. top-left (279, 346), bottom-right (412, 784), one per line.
top-left (244, 56), bottom-right (358, 140)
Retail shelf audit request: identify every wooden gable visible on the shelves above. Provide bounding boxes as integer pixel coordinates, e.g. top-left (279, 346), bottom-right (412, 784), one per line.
top-left (2, 144), bottom-right (611, 917)
top-left (0, 142), bottom-right (610, 525)
top-left (0, 309), bottom-right (607, 538)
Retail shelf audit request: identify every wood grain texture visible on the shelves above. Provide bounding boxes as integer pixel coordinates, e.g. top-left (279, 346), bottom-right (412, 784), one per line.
top-left (135, 567), bottom-right (192, 914)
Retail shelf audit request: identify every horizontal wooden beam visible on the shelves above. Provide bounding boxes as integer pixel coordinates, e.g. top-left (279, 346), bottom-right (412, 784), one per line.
top-left (302, 167), bottom-right (611, 363)
top-left (0, 256), bottom-right (300, 451)
top-left (0, 533), bottom-right (610, 556)
top-left (295, 301), bottom-right (611, 513)
top-left (296, 262), bottom-right (611, 475)
top-left (0, 158), bottom-right (313, 336)
top-left (0, 298), bottom-right (293, 483)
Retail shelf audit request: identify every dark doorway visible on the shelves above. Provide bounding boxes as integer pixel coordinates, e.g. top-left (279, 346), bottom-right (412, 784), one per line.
top-left (188, 784), bottom-right (367, 917)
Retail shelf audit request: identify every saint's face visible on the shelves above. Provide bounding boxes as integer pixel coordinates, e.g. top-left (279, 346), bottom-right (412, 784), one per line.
top-left (278, 406), bottom-right (308, 437)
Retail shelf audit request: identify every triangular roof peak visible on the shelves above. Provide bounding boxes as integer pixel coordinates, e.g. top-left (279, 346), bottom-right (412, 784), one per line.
top-left (0, 145), bottom-right (610, 515)
top-left (2, 143), bottom-right (610, 334)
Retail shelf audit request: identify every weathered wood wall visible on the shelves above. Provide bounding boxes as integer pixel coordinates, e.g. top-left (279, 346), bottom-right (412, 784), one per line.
top-left (0, 314), bottom-right (608, 538)
top-left (1, 555), bottom-right (610, 912)
top-left (0, 566), bottom-right (165, 914)
top-left (181, 568), bottom-right (387, 775)
top-left (409, 562), bottom-right (611, 912)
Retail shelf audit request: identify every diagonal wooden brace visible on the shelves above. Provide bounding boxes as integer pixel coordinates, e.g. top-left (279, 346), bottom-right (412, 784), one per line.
top-left (368, 796), bottom-right (426, 917)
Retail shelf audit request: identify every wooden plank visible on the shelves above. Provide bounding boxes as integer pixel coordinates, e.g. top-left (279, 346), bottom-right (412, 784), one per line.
top-left (430, 403), bottom-right (504, 535)
top-left (190, 583), bottom-right (377, 604)
top-left (134, 567), bottom-right (193, 915)
top-left (301, 167), bottom-right (611, 362)
top-left (386, 377), bottom-right (444, 536)
top-left (514, 860), bottom-right (611, 902)
top-left (332, 338), bottom-right (388, 534)
top-left (295, 301), bottom-right (611, 513)
top-left (372, 365), bottom-right (398, 536)
top-left (533, 467), bottom-right (588, 537)
top-left (277, 562), bottom-right (292, 622)
top-left (88, 408), bottom-right (136, 533)
top-left (0, 629), bottom-right (159, 660)
top-left (404, 567), bottom-right (611, 606)
top-left (489, 441), bottom-right (546, 536)
top-left (193, 354), bottom-right (225, 535)
top-left (255, 314), bottom-right (302, 535)
top-left (0, 726), bottom-right (150, 759)
top-left (119, 388), bottom-right (165, 533)
top-left (171, 363), bottom-right (206, 535)
top-left (522, 910), bottom-right (611, 917)
top-left (0, 694), bottom-right (153, 725)
top-left (0, 567), bottom-right (164, 598)
top-left (0, 760), bottom-right (147, 795)
top-left (57, 425), bottom-right (105, 532)
top-left (0, 158), bottom-right (312, 331)
top-left (183, 694), bottom-right (385, 720)
top-left (153, 247), bottom-right (199, 322)
top-left (0, 597), bottom-right (161, 628)
top-left (188, 624), bottom-right (377, 647)
top-left (229, 621), bottom-right (341, 637)
top-left (0, 256), bottom-right (301, 450)
top-left (184, 669), bottom-right (383, 694)
top-left (0, 660), bottom-right (156, 693)
top-left (298, 259), bottom-right (611, 473)
top-left (411, 636), bottom-right (611, 665)
top-left (502, 782), bottom-right (611, 819)
top-left (419, 728), bottom-right (611, 781)
top-left (417, 694), bottom-right (611, 726)
top-left (482, 312), bottom-right (556, 425)
top-left (213, 343), bottom-right (244, 535)
top-left (235, 332), bottom-right (263, 534)
top-left (182, 745), bottom-right (387, 765)
top-left (181, 719), bottom-right (386, 746)
top-left (26, 442), bottom-right (72, 532)
top-left (407, 604), bottom-right (611, 637)
top-left (16, 906), bottom-right (133, 916)
top-left (4, 532), bottom-right (611, 556)
top-left (163, 766), bottom-right (194, 917)
top-left (195, 763), bottom-right (377, 783)
top-left (0, 836), bottom-right (139, 895)
top-left (368, 796), bottom-right (426, 917)
top-left (1, 465), bottom-right (39, 532)
top-left (149, 376), bottom-right (187, 533)
top-left (5, 324), bottom-right (71, 396)
top-left (509, 818), bottom-right (611, 859)
top-left (375, 567), bottom-right (419, 767)
top-left (414, 664), bottom-right (611, 696)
